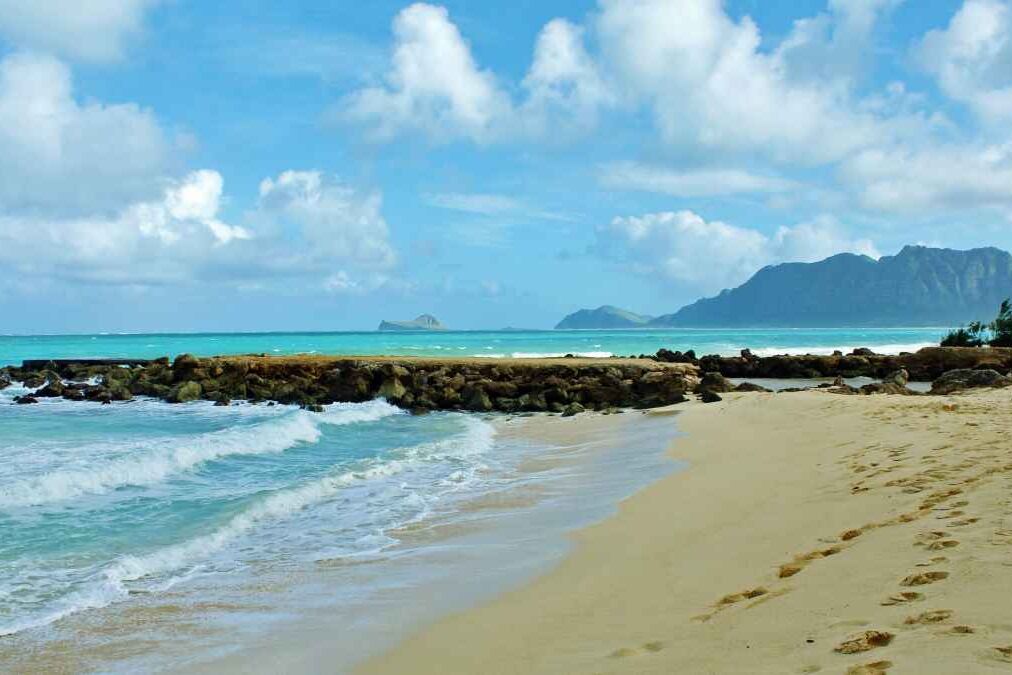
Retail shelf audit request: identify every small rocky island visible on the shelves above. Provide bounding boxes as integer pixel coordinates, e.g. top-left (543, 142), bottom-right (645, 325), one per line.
top-left (378, 314), bottom-right (446, 331)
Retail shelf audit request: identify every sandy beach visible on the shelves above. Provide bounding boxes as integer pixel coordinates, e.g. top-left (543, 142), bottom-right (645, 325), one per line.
top-left (361, 388), bottom-right (1012, 674)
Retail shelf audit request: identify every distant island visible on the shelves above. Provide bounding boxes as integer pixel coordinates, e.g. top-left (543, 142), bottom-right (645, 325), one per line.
top-left (555, 305), bottom-right (653, 329)
top-left (558, 246), bottom-right (1012, 328)
top-left (378, 314), bottom-right (447, 331)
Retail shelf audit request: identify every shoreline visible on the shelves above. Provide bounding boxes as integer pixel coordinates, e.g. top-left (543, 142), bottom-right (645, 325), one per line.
top-left (360, 388), bottom-right (1012, 674)
top-left (189, 409), bottom-right (683, 674)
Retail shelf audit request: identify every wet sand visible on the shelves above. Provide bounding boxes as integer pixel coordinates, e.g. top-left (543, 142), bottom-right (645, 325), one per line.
top-left (362, 389), bottom-right (1012, 674)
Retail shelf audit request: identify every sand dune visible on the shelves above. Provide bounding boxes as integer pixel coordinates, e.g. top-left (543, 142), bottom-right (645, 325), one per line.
top-left (361, 389), bottom-right (1012, 674)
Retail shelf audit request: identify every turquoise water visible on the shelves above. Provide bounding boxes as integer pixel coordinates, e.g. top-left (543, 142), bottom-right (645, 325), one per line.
top-left (0, 326), bottom-right (950, 670)
top-left (0, 327), bottom-right (949, 366)
top-left (0, 376), bottom-right (676, 672)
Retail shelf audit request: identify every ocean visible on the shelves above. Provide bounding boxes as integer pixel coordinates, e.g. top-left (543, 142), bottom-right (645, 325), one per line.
top-left (0, 327), bottom-right (946, 671)
top-left (0, 326), bottom-right (949, 366)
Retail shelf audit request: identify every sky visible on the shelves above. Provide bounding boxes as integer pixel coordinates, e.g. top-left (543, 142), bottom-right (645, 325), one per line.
top-left (1, 0), bottom-right (1010, 333)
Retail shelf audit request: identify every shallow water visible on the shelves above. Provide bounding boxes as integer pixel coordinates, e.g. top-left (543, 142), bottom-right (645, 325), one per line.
top-left (0, 380), bottom-right (679, 673)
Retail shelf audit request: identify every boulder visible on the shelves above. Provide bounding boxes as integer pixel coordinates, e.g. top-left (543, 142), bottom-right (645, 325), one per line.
top-left (34, 381), bottom-right (65, 398)
top-left (377, 377), bottom-right (407, 401)
top-left (931, 369), bottom-right (1012, 395)
top-left (168, 381), bottom-right (202, 403)
top-left (562, 402), bottom-right (585, 417)
top-left (696, 371), bottom-right (734, 394)
top-left (884, 369), bottom-right (909, 386)
top-left (734, 382), bottom-right (771, 393)
top-left (700, 390), bottom-right (723, 403)
top-left (851, 348), bottom-right (877, 356)
top-left (461, 385), bottom-right (492, 412)
top-left (0, 373), bottom-right (10, 390)
top-left (14, 395), bottom-right (38, 404)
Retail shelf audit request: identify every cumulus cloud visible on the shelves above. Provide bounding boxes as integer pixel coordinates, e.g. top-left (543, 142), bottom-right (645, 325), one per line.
top-left (599, 161), bottom-right (798, 197)
top-left (842, 142), bottom-right (1012, 212)
top-left (256, 170), bottom-right (396, 269)
top-left (0, 0), bottom-right (159, 63)
top-left (916, 0), bottom-right (1012, 122)
top-left (340, 3), bottom-right (511, 143)
top-left (0, 170), bottom-right (246, 284)
top-left (0, 170), bottom-right (397, 289)
top-left (0, 52), bottom-right (173, 214)
top-left (594, 210), bottom-right (878, 292)
top-left (520, 18), bottom-right (612, 134)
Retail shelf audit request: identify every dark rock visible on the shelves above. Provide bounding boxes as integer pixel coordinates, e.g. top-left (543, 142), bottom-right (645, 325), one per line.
top-left (696, 371), bottom-right (734, 394)
top-left (851, 348), bottom-right (877, 356)
top-left (931, 368), bottom-right (1012, 395)
top-left (14, 395), bottom-right (38, 404)
top-left (34, 381), bottom-right (65, 398)
top-left (0, 374), bottom-right (10, 390)
top-left (700, 390), bottom-right (723, 403)
top-left (214, 397), bottom-right (231, 407)
top-left (461, 385), bottom-right (492, 412)
top-left (655, 348), bottom-right (697, 364)
top-left (167, 381), bottom-right (202, 403)
top-left (62, 388), bottom-right (86, 401)
top-left (562, 402), bottom-right (585, 417)
top-left (884, 369), bottom-right (909, 386)
top-left (734, 382), bottom-right (771, 393)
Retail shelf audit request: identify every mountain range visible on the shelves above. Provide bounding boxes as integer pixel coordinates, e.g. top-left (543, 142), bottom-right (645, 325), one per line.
top-left (556, 246), bottom-right (1012, 328)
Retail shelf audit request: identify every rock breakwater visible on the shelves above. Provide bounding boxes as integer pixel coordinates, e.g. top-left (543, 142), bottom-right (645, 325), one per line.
top-left (3, 356), bottom-right (700, 413)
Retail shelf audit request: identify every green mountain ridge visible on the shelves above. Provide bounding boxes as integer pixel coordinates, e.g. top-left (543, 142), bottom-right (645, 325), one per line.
top-left (656, 245), bottom-right (1012, 327)
top-left (556, 246), bottom-right (1012, 329)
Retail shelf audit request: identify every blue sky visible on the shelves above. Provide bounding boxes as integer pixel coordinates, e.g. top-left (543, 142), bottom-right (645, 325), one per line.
top-left (1, 0), bottom-right (1010, 333)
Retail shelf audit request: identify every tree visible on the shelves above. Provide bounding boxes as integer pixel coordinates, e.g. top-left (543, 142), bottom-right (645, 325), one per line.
top-left (941, 299), bottom-right (1012, 347)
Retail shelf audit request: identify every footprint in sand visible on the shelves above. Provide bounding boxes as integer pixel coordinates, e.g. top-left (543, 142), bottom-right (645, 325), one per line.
top-left (904, 609), bottom-right (953, 626)
top-left (881, 591), bottom-right (924, 606)
top-left (926, 539), bottom-right (960, 551)
top-left (991, 646), bottom-right (1012, 663)
top-left (608, 641), bottom-right (665, 658)
top-left (900, 571), bottom-right (948, 586)
top-left (846, 661), bottom-right (893, 675)
top-left (834, 631), bottom-right (894, 654)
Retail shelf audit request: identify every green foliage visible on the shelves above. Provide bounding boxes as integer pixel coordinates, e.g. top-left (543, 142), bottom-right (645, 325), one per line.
top-left (942, 299), bottom-right (1012, 347)
top-left (992, 299), bottom-right (1012, 347)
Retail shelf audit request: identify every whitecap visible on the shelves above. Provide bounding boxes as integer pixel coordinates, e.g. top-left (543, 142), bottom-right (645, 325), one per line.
top-left (0, 400), bottom-right (402, 508)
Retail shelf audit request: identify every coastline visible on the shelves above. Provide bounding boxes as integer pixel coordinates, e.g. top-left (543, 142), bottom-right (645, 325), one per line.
top-left (361, 388), bottom-right (1012, 674)
top-left (185, 409), bottom-right (683, 674)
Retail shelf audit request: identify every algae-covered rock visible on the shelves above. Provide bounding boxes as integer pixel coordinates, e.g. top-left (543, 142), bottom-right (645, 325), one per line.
top-left (168, 381), bottom-right (202, 403)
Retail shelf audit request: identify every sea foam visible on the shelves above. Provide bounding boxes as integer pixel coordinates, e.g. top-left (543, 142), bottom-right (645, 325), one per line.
top-left (0, 400), bottom-right (401, 508)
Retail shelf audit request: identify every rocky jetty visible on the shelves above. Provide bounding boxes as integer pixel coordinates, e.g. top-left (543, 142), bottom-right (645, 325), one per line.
top-left (657, 346), bottom-right (1012, 383)
top-left (2, 355), bottom-right (699, 413)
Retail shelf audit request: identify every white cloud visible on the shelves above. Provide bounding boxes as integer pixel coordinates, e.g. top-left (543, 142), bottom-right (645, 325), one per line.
top-left (0, 0), bottom-right (159, 63)
top-left (842, 142), bottom-right (1012, 212)
top-left (595, 210), bottom-right (878, 292)
top-left (256, 170), bottom-right (396, 269)
top-left (340, 3), bottom-right (511, 143)
top-left (0, 52), bottom-right (173, 214)
top-left (520, 19), bottom-right (612, 134)
top-left (916, 0), bottom-right (1012, 122)
top-left (596, 0), bottom-right (892, 163)
top-left (599, 161), bottom-right (798, 197)
top-left (0, 170), bottom-right (246, 284)
top-left (0, 170), bottom-right (397, 289)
